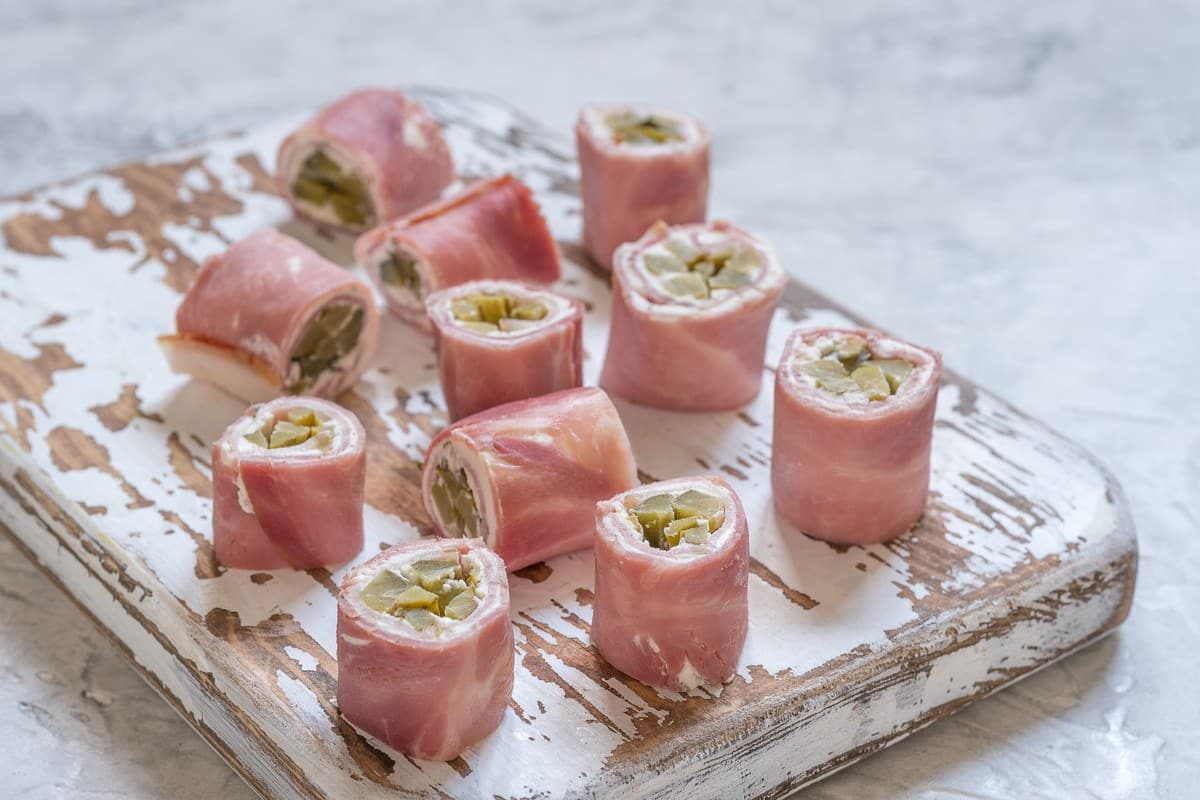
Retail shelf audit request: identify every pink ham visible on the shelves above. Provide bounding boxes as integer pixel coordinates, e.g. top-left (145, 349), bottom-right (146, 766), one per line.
top-left (420, 387), bottom-right (638, 571)
top-left (772, 327), bottom-right (942, 545)
top-left (354, 174), bottom-right (561, 326)
top-left (599, 220), bottom-right (785, 411)
top-left (336, 538), bottom-right (512, 761)
top-left (276, 88), bottom-right (454, 231)
top-left (211, 396), bottom-right (365, 570)
top-left (575, 104), bottom-right (709, 269)
top-left (159, 229), bottom-right (379, 402)
top-left (591, 475), bottom-right (749, 692)
top-left (426, 279), bottom-right (583, 421)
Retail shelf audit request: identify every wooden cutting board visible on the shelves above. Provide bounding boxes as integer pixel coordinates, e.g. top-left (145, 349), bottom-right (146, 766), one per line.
top-left (0, 88), bottom-right (1136, 800)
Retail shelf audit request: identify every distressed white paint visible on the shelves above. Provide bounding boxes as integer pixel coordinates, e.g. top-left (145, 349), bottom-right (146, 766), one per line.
top-left (0, 90), bottom-right (1134, 800)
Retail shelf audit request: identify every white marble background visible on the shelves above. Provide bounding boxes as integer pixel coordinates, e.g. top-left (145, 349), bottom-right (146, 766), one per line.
top-left (0, 1), bottom-right (1195, 798)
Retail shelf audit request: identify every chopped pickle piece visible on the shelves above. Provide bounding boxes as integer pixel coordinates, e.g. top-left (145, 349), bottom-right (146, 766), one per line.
top-left (359, 569), bottom-right (414, 614)
top-left (391, 585), bottom-right (440, 611)
top-left (443, 590), bottom-right (479, 621)
top-left (403, 608), bottom-right (438, 631)
top-left (649, 235), bottom-right (762, 299)
top-left (287, 407), bottom-right (319, 427)
top-left (708, 265), bottom-right (754, 290)
top-left (851, 363), bottom-right (891, 401)
top-left (605, 112), bottom-right (684, 145)
top-left (268, 419), bottom-right (313, 449)
top-left (510, 302), bottom-right (548, 321)
top-left (434, 463), bottom-right (481, 538)
top-left (293, 149), bottom-right (374, 228)
top-left (412, 559), bottom-right (460, 593)
top-left (475, 294), bottom-right (510, 324)
top-left (661, 271), bottom-right (710, 299)
top-left (632, 494), bottom-right (675, 550)
top-left (644, 251), bottom-right (688, 275)
top-left (288, 303), bottom-right (364, 394)
top-left (630, 490), bottom-right (722, 550)
top-left (836, 335), bottom-right (866, 366)
top-left (798, 340), bottom-right (915, 401)
top-left (379, 252), bottom-right (421, 293)
top-left (873, 359), bottom-right (914, 392)
top-left (450, 292), bottom-right (549, 334)
top-left (672, 489), bottom-right (726, 531)
top-left (243, 430), bottom-right (269, 448)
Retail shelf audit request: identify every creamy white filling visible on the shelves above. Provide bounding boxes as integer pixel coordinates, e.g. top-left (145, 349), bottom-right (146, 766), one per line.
top-left (581, 106), bottom-right (703, 152)
top-left (636, 229), bottom-right (764, 309)
top-left (432, 439), bottom-right (493, 544)
top-left (284, 140), bottom-right (372, 227)
top-left (447, 288), bottom-right (574, 337)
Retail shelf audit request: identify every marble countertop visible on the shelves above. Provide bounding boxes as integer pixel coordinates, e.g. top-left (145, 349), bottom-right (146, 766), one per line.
top-left (1, 1), bottom-right (1195, 798)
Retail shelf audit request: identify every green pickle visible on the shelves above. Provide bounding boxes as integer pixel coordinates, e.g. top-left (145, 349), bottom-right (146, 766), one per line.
top-left (243, 406), bottom-right (325, 450)
top-left (432, 463), bottom-right (481, 538)
top-left (360, 552), bottom-right (482, 629)
top-left (292, 149), bottom-right (374, 228)
top-left (629, 489), bottom-right (725, 551)
top-left (288, 303), bottom-right (365, 394)
top-left (650, 234), bottom-right (763, 299)
top-left (449, 292), bottom-right (549, 334)
top-left (796, 335), bottom-right (915, 402)
top-left (379, 252), bottom-right (420, 293)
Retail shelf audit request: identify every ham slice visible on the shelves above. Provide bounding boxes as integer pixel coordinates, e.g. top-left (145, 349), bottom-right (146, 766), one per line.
top-left (336, 538), bottom-right (513, 761)
top-left (276, 88), bottom-right (454, 232)
top-left (426, 279), bottom-right (583, 421)
top-left (159, 229), bottom-right (379, 402)
top-left (591, 475), bottom-right (749, 692)
top-left (354, 174), bottom-right (561, 327)
top-left (420, 387), bottom-right (638, 571)
top-left (575, 104), bottom-right (709, 269)
top-left (599, 220), bottom-right (785, 411)
top-left (772, 327), bottom-right (942, 545)
top-left (211, 397), bottom-right (365, 570)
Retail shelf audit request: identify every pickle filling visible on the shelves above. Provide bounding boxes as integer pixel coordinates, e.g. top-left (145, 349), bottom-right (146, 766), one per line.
top-left (288, 303), bottom-right (365, 393)
top-left (450, 292), bottom-right (549, 334)
top-left (795, 334), bottom-right (914, 401)
top-left (292, 149), bottom-right (374, 228)
top-left (605, 111), bottom-right (684, 145)
top-left (379, 251), bottom-right (421, 294)
top-left (359, 555), bottom-right (481, 630)
top-left (643, 234), bottom-right (761, 300)
top-left (430, 462), bottom-right (480, 536)
top-left (629, 489), bottom-right (725, 550)
top-left (242, 406), bottom-right (328, 449)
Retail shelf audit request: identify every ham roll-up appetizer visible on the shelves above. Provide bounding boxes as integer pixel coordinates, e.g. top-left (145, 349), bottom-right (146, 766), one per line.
top-left (211, 397), bottom-right (365, 570)
top-left (159, 229), bottom-right (379, 402)
top-left (337, 538), bottom-right (512, 761)
top-left (420, 387), bottom-right (638, 571)
top-left (354, 174), bottom-right (561, 326)
top-left (426, 280), bottom-right (583, 421)
top-left (591, 475), bottom-right (749, 692)
top-left (772, 327), bottom-right (942, 545)
top-left (277, 88), bottom-right (454, 232)
top-left (576, 103), bottom-right (709, 269)
top-left (599, 220), bottom-right (785, 411)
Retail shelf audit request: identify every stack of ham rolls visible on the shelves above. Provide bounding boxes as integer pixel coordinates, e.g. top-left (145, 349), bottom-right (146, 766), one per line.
top-left (155, 86), bottom-right (944, 766)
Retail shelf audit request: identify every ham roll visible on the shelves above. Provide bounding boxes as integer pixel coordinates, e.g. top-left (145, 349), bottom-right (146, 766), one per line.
top-left (159, 229), bottom-right (379, 403)
top-left (772, 327), bottom-right (942, 545)
top-left (337, 538), bottom-right (513, 761)
top-left (354, 174), bottom-right (561, 327)
top-left (599, 220), bottom-right (785, 411)
top-left (420, 387), bottom-right (638, 571)
top-left (426, 280), bottom-right (583, 421)
top-left (211, 396), bottom-right (365, 570)
top-left (576, 104), bottom-right (710, 269)
top-left (591, 475), bottom-right (749, 692)
top-left (276, 88), bottom-right (455, 232)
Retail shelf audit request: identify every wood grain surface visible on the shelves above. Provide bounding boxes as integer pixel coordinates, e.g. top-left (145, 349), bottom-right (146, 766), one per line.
top-left (0, 88), bottom-right (1136, 800)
